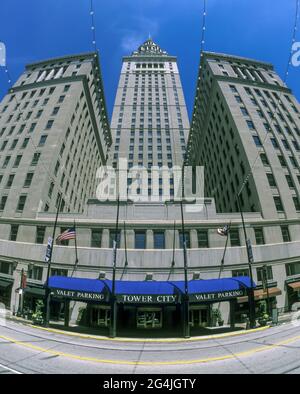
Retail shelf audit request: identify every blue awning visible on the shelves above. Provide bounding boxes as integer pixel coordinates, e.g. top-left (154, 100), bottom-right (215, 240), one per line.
top-left (47, 276), bottom-right (255, 304)
top-left (48, 276), bottom-right (106, 293)
top-left (103, 280), bottom-right (177, 295)
top-left (172, 276), bottom-right (254, 294)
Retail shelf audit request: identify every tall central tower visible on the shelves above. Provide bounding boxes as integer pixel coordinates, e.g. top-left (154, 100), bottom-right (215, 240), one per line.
top-left (109, 38), bottom-right (190, 198)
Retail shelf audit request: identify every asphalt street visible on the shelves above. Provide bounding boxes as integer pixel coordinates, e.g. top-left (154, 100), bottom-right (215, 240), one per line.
top-left (0, 320), bottom-right (299, 374)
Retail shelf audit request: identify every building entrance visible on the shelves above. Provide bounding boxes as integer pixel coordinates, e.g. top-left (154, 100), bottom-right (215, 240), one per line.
top-left (189, 306), bottom-right (209, 328)
top-left (136, 307), bottom-right (162, 329)
top-left (90, 305), bottom-right (111, 328)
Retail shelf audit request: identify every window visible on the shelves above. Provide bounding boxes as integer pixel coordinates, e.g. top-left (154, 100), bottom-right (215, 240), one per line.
top-left (0, 261), bottom-right (13, 275)
top-left (28, 265), bottom-right (43, 281)
top-left (10, 139), bottom-right (18, 150)
top-left (51, 268), bottom-right (68, 277)
top-left (6, 174), bottom-right (15, 188)
top-left (267, 173), bottom-right (276, 188)
top-left (13, 155), bottom-right (22, 168)
top-left (274, 196), bottom-right (284, 212)
top-left (286, 262), bottom-right (300, 276)
top-left (198, 230), bottom-right (209, 248)
top-left (232, 269), bottom-right (249, 277)
top-left (293, 197), bottom-right (300, 211)
top-left (179, 231), bottom-right (191, 249)
top-left (17, 195), bottom-right (27, 212)
top-left (260, 153), bottom-right (269, 166)
top-left (241, 107), bottom-right (249, 116)
top-left (257, 266), bottom-right (273, 282)
top-left (2, 156), bottom-right (10, 170)
top-left (36, 226), bottom-right (46, 244)
top-left (281, 226), bottom-right (291, 242)
top-left (21, 138), bottom-right (29, 149)
top-left (286, 175), bottom-right (294, 188)
top-left (10, 225), bottom-right (19, 241)
top-left (254, 228), bottom-right (265, 245)
top-left (24, 173), bottom-right (34, 188)
top-left (230, 229), bottom-right (241, 246)
top-left (46, 120), bottom-right (54, 129)
top-left (247, 120), bottom-right (255, 130)
top-left (271, 138), bottom-right (279, 149)
top-left (135, 231), bottom-right (146, 249)
top-left (39, 135), bottom-right (47, 146)
top-left (154, 231), bottom-right (165, 249)
top-left (31, 152), bottom-right (41, 166)
top-left (91, 229), bottom-right (102, 248)
top-left (0, 196), bottom-right (7, 210)
top-left (253, 136), bottom-right (262, 147)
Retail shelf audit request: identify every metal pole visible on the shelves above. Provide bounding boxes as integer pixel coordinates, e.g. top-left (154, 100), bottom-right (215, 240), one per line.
top-left (71, 220), bottom-right (79, 278)
top-left (17, 268), bottom-right (24, 316)
top-left (124, 221), bottom-right (128, 267)
top-left (218, 230), bottom-right (230, 279)
top-left (44, 194), bottom-right (62, 327)
top-left (237, 195), bottom-right (256, 329)
top-left (180, 200), bottom-right (190, 338)
top-left (109, 196), bottom-right (120, 338)
top-left (263, 265), bottom-right (271, 317)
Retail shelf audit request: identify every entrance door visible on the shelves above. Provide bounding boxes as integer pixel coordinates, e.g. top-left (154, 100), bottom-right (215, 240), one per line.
top-left (189, 307), bottom-right (209, 328)
top-left (136, 308), bottom-right (162, 329)
top-left (90, 306), bottom-right (111, 328)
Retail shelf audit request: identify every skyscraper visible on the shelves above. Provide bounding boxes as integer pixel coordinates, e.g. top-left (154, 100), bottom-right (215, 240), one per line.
top-left (0, 53), bottom-right (111, 219)
top-left (187, 52), bottom-right (300, 220)
top-left (109, 38), bottom-right (190, 198)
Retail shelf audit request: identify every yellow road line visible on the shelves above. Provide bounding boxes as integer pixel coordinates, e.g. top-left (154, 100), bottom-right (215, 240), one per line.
top-left (27, 324), bottom-right (270, 343)
top-left (0, 333), bottom-right (299, 366)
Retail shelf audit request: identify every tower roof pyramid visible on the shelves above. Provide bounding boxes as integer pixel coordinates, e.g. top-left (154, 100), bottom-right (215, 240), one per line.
top-left (132, 38), bottom-right (168, 56)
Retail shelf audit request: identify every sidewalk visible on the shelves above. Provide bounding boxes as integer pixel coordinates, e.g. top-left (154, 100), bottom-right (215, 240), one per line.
top-left (5, 314), bottom-right (272, 342)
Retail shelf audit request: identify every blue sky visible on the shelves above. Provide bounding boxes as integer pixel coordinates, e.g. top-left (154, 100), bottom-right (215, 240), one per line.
top-left (0, 0), bottom-right (299, 118)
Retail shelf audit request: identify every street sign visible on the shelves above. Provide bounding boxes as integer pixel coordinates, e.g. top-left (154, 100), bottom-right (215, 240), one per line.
top-left (246, 239), bottom-right (254, 263)
top-left (45, 236), bottom-right (53, 262)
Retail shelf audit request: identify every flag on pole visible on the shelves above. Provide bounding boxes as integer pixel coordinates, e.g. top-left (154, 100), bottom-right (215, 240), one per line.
top-left (217, 224), bottom-right (230, 237)
top-left (56, 228), bottom-right (76, 243)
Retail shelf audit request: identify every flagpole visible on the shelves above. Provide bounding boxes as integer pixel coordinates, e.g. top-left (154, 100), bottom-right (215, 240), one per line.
top-left (180, 200), bottom-right (190, 338)
top-left (218, 223), bottom-right (231, 279)
top-left (124, 221), bottom-right (128, 267)
top-left (110, 195), bottom-right (120, 338)
top-left (167, 221), bottom-right (176, 281)
top-left (44, 194), bottom-right (62, 327)
top-left (71, 219), bottom-right (79, 278)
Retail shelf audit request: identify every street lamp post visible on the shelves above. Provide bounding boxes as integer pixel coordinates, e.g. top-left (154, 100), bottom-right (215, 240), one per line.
top-left (237, 195), bottom-right (256, 329)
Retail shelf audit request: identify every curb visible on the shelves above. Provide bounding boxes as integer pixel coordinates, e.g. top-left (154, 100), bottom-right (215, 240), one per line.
top-left (8, 316), bottom-right (271, 343)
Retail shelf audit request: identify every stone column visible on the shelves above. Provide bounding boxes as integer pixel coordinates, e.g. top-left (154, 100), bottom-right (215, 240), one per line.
top-left (146, 230), bottom-right (154, 249)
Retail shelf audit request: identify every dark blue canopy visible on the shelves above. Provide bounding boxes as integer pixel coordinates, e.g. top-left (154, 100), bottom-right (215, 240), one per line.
top-left (48, 276), bottom-right (255, 299)
top-left (103, 280), bottom-right (177, 295)
top-left (48, 276), bottom-right (106, 293)
top-left (172, 276), bottom-right (254, 294)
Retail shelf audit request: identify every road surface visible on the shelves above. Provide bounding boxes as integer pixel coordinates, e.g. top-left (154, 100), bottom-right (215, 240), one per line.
top-left (0, 320), bottom-right (299, 374)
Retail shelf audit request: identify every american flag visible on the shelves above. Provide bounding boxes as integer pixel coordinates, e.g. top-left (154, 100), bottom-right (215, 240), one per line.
top-left (56, 228), bottom-right (76, 243)
top-left (217, 225), bottom-right (230, 237)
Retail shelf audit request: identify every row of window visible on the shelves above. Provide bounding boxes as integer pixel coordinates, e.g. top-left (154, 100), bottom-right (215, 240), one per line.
top-left (4, 224), bottom-right (292, 247)
top-left (1, 260), bottom-right (300, 283)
